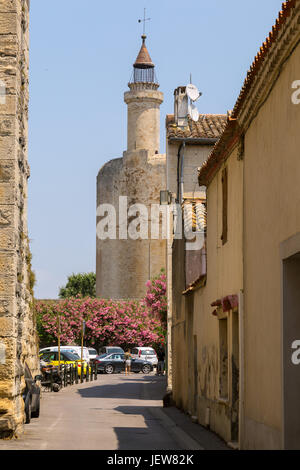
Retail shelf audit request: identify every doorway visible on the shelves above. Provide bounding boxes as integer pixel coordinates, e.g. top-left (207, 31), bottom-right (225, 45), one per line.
top-left (282, 250), bottom-right (300, 449)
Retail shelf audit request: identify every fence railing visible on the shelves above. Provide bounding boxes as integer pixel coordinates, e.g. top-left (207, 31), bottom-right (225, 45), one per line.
top-left (40, 362), bottom-right (98, 392)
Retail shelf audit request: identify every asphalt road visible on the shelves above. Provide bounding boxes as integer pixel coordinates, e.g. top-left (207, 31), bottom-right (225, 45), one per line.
top-left (0, 372), bottom-right (190, 451)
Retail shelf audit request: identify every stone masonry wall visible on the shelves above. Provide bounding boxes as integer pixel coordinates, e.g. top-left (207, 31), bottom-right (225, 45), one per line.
top-left (0, 0), bottom-right (39, 438)
top-left (96, 149), bottom-right (166, 299)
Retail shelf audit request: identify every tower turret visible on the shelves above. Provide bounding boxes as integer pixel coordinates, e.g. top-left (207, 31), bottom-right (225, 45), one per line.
top-left (124, 35), bottom-right (163, 154)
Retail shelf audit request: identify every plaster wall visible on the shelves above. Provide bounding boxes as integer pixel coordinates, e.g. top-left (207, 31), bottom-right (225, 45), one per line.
top-left (242, 39), bottom-right (300, 450)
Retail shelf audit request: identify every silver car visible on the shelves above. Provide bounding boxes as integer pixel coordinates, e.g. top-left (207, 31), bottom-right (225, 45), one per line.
top-left (131, 347), bottom-right (158, 367)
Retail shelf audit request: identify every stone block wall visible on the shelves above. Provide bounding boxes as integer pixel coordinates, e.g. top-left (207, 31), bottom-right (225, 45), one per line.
top-left (0, 0), bottom-right (39, 438)
top-left (96, 149), bottom-right (167, 300)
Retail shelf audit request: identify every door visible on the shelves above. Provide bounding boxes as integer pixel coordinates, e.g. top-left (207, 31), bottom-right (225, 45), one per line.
top-left (112, 354), bottom-right (124, 371)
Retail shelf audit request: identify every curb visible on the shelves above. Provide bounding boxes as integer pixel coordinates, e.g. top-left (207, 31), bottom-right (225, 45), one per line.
top-left (148, 406), bottom-right (204, 450)
top-left (141, 380), bottom-right (203, 450)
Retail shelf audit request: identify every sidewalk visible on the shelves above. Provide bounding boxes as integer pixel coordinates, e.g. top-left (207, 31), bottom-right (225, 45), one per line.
top-left (147, 375), bottom-right (230, 451)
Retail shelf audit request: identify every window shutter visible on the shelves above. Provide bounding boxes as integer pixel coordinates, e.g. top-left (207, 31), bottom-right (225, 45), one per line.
top-left (221, 167), bottom-right (228, 245)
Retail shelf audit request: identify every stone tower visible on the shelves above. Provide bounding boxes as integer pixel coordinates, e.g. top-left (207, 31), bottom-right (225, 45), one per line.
top-left (125, 35), bottom-right (162, 154)
top-left (96, 35), bottom-right (166, 300)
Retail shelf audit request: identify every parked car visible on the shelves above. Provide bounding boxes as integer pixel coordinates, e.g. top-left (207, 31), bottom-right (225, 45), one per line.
top-left (39, 346), bottom-right (90, 363)
top-left (39, 350), bottom-right (90, 377)
top-left (88, 347), bottom-right (98, 362)
top-left (99, 346), bottom-right (124, 355)
top-left (95, 353), bottom-right (153, 374)
top-left (131, 347), bottom-right (158, 367)
top-left (23, 363), bottom-right (41, 424)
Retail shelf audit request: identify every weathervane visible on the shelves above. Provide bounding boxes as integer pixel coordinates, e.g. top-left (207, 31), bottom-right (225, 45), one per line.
top-left (138, 8), bottom-right (151, 36)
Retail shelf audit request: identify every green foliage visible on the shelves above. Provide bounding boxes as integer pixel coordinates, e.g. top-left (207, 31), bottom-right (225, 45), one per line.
top-left (36, 301), bottom-right (57, 348)
top-left (59, 272), bottom-right (96, 299)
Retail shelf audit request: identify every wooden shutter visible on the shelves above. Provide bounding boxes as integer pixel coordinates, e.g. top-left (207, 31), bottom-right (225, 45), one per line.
top-left (221, 167), bottom-right (228, 245)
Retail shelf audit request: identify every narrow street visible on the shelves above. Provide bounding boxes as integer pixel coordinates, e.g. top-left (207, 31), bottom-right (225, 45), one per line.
top-left (0, 373), bottom-right (228, 451)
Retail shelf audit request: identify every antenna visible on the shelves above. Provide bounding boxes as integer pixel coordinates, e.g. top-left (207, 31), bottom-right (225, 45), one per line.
top-left (189, 102), bottom-right (199, 122)
top-left (138, 8), bottom-right (151, 36)
top-left (186, 76), bottom-right (202, 122)
top-left (186, 84), bottom-right (201, 102)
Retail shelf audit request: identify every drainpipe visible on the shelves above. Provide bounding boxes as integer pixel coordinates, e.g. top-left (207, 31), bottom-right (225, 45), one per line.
top-left (176, 143), bottom-right (183, 203)
top-left (176, 141), bottom-right (186, 204)
top-left (180, 141), bottom-right (186, 204)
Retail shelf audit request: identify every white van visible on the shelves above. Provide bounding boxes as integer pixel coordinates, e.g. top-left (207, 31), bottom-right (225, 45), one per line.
top-left (131, 347), bottom-right (158, 367)
top-left (87, 347), bottom-right (98, 361)
top-left (39, 346), bottom-right (90, 363)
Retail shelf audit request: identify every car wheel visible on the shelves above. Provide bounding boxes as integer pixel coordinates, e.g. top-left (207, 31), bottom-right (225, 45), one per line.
top-left (142, 365), bottom-right (151, 374)
top-left (105, 364), bottom-right (114, 374)
top-left (25, 399), bottom-right (31, 424)
top-left (53, 383), bottom-right (60, 392)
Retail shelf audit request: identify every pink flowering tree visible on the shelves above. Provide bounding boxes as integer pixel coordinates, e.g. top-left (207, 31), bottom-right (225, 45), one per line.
top-left (143, 270), bottom-right (167, 328)
top-left (36, 272), bottom-right (167, 351)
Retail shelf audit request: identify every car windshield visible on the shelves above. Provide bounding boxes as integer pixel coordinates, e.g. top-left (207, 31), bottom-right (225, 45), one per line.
top-left (141, 350), bottom-right (155, 355)
top-left (89, 349), bottom-right (97, 356)
top-left (62, 349), bottom-right (77, 355)
top-left (96, 354), bottom-right (108, 359)
top-left (62, 351), bottom-right (80, 361)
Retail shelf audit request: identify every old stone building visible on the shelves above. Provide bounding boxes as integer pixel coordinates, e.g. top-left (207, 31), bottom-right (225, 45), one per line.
top-left (0, 0), bottom-right (39, 437)
top-left (171, 0), bottom-right (300, 450)
top-left (96, 35), bottom-right (166, 300)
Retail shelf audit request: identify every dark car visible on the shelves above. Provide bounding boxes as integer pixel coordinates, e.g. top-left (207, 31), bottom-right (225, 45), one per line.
top-left (23, 363), bottom-right (41, 424)
top-left (95, 353), bottom-right (153, 374)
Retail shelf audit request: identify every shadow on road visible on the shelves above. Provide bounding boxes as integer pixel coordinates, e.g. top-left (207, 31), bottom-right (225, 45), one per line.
top-left (76, 374), bottom-right (166, 401)
top-left (113, 405), bottom-right (178, 450)
top-left (75, 375), bottom-right (173, 449)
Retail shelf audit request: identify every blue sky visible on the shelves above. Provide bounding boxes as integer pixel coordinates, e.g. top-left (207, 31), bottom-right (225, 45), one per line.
top-left (28, 0), bottom-right (283, 298)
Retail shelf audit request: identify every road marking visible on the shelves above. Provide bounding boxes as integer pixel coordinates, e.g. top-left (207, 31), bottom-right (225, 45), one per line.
top-left (48, 412), bottom-right (63, 431)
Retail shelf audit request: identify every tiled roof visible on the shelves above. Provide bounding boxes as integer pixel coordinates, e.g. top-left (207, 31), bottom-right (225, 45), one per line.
top-left (198, 0), bottom-right (299, 186)
top-left (134, 35), bottom-right (154, 68)
top-left (166, 114), bottom-right (227, 142)
top-left (232, 0), bottom-right (297, 119)
top-left (182, 275), bottom-right (207, 296)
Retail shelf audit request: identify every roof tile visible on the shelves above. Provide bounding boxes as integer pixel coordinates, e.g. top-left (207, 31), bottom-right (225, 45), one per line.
top-left (166, 114), bottom-right (227, 141)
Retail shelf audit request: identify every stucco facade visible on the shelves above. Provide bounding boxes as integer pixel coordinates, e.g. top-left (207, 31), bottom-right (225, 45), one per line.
top-left (171, 145), bottom-right (243, 444)
top-left (196, 0), bottom-right (300, 449)
top-left (241, 10), bottom-right (300, 449)
top-left (165, 107), bottom-right (227, 393)
top-left (0, 0), bottom-right (39, 438)
top-left (171, 0), bottom-right (300, 449)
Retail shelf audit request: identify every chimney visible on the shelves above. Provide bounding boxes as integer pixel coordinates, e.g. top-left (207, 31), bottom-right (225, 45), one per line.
top-left (174, 86), bottom-right (188, 128)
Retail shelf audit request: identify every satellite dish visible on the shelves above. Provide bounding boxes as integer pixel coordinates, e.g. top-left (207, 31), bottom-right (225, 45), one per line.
top-left (186, 84), bottom-right (201, 102)
top-left (188, 102), bottom-right (199, 122)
